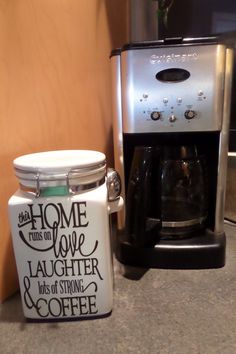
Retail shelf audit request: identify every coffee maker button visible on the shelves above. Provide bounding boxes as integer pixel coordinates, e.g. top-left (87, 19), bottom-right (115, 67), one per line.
top-left (169, 115), bottom-right (176, 123)
top-left (151, 111), bottom-right (161, 120)
top-left (185, 110), bottom-right (196, 119)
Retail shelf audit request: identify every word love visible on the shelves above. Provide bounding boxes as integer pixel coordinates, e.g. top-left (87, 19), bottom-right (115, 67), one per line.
top-left (19, 227), bottom-right (98, 257)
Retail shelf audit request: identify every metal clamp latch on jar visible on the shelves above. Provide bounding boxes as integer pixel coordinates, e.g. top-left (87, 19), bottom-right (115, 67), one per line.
top-left (106, 168), bottom-right (123, 214)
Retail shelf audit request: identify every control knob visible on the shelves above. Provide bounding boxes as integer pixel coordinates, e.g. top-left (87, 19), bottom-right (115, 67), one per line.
top-left (185, 110), bottom-right (196, 120)
top-left (169, 115), bottom-right (176, 123)
top-left (150, 111), bottom-right (161, 121)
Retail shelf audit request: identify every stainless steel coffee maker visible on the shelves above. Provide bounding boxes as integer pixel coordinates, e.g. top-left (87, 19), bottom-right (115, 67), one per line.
top-left (111, 37), bottom-right (234, 269)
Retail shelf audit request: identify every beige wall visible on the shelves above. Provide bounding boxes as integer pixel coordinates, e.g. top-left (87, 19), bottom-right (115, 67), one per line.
top-left (0, 0), bottom-right (128, 301)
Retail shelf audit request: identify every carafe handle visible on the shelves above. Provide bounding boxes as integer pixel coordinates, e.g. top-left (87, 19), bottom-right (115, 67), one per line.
top-left (125, 146), bottom-right (162, 247)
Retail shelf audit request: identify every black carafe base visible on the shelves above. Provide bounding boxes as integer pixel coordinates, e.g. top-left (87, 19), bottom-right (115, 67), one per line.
top-left (115, 229), bottom-right (226, 269)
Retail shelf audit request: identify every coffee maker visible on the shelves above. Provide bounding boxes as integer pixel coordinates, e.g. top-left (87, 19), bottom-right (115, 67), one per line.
top-left (111, 37), bottom-right (234, 269)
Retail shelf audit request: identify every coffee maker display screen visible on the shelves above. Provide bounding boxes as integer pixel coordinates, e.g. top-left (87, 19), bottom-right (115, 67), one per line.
top-left (156, 68), bottom-right (190, 83)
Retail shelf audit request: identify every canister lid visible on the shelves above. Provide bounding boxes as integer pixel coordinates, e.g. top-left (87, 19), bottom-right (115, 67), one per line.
top-left (14, 150), bottom-right (106, 189)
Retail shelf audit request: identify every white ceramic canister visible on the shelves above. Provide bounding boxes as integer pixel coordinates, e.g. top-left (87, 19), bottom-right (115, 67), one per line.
top-left (8, 150), bottom-right (123, 321)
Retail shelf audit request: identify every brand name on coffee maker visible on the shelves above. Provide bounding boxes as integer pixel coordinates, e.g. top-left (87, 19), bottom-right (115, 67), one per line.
top-left (150, 52), bottom-right (199, 64)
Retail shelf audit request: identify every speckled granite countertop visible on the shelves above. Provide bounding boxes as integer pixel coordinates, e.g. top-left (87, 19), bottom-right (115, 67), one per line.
top-left (0, 224), bottom-right (236, 354)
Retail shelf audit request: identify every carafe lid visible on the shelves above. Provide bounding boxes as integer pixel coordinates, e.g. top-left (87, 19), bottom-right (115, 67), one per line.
top-left (13, 150), bottom-right (106, 189)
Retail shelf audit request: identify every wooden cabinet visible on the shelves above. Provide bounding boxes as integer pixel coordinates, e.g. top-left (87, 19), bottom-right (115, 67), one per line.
top-left (0, 0), bottom-right (128, 301)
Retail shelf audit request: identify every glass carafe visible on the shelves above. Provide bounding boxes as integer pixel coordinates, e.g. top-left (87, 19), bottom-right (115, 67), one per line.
top-left (125, 144), bottom-right (208, 246)
top-left (160, 145), bottom-right (208, 237)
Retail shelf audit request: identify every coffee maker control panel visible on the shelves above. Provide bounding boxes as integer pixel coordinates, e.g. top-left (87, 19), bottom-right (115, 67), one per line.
top-left (121, 44), bottom-right (226, 133)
